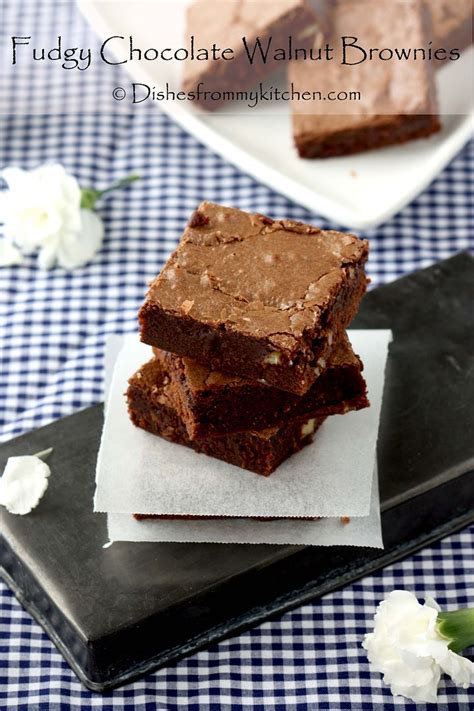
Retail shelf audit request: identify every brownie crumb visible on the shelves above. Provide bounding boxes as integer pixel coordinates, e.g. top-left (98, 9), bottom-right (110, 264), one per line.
top-left (340, 516), bottom-right (351, 525)
top-left (189, 210), bottom-right (210, 228)
top-left (258, 215), bottom-right (274, 226)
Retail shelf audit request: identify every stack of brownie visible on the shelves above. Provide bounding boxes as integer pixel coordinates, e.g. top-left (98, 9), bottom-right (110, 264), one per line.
top-left (127, 202), bottom-right (370, 477)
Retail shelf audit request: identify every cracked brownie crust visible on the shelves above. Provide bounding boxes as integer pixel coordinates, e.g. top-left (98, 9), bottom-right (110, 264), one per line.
top-left (153, 332), bottom-right (369, 439)
top-left (127, 357), bottom-right (326, 476)
top-left (139, 202), bottom-right (369, 394)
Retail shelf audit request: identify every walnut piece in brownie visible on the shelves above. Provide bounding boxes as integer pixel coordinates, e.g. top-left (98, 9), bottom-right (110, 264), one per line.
top-left (126, 357), bottom-right (326, 476)
top-left (290, 0), bottom-right (441, 158)
top-left (153, 332), bottom-right (368, 440)
top-left (139, 202), bottom-right (369, 395)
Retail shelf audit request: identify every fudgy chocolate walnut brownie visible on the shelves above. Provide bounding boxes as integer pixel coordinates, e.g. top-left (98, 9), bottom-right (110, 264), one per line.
top-left (139, 202), bottom-right (368, 394)
top-left (290, 0), bottom-right (441, 158)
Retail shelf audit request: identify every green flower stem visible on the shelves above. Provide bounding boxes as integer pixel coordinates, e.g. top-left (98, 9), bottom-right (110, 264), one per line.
top-left (437, 607), bottom-right (474, 654)
top-left (80, 172), bottom-right (140, 210)
top-left (97, 172), bottom-right (140, 197)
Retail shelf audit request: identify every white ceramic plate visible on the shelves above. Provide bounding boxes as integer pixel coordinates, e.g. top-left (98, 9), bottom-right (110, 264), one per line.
top-left (78, 0), bottom-right (474, 229)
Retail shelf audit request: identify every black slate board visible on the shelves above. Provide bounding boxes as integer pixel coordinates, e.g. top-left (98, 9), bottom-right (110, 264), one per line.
top-left (1, 253), bottom-right (473, 692)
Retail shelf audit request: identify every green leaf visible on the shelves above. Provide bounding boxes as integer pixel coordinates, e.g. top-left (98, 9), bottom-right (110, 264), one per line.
top-left (437, 608), bottom-right (474, 654)
top-left (80, 173), bottom-right (140, 211)
top-left (80, 187), bottom-right (101, 211)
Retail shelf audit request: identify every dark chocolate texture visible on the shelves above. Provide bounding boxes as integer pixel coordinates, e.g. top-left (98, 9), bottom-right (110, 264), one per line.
top-left (133, 514), bottom-right (321, 521)
top-left (127, 357), bottom-right (326, 476)
top-left (153, 332), bottom-right (368, 439)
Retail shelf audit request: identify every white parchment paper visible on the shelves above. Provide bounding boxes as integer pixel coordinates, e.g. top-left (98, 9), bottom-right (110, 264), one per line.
top-left (107, 467), bottom-right (382, 547)
top-left (95, 330), bottom-right (391, 519)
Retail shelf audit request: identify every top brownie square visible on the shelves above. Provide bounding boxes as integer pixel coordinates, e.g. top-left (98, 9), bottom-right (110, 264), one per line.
top-left (139, 202), bottom-right (368, 394)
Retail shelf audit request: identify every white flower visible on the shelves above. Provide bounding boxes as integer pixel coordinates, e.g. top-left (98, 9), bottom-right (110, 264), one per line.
top-left (0, 164), bottom-right (104, 270)
top-left (363, 590), bottom-right (474, 703)
top-left (0, 455), bottom-right (51, 515)
top-left (0, 165), bottom-right (138, 270)
top-left (1, 164), bottom-right (81, 250)
top-left (36, 207), bottom-right (104, 270)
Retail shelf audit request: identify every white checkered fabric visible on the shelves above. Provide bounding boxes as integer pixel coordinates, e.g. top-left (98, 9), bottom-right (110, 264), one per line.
top-left (0, 1), bottom-right (473, 708)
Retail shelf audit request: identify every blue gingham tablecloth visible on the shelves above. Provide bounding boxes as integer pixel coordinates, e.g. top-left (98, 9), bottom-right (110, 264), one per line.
top-left (0, 1), bottom-right (473, 709)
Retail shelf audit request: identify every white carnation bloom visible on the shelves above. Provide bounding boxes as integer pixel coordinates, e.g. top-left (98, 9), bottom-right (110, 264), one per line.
top-left (0, 164), bottom-right (104, 269)
top-left (0, 455), bottom-right (51, 515)
top-left (37, 208), bottom-right (104, 270)
top-left (363, 590), bottom-right (474, 703)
